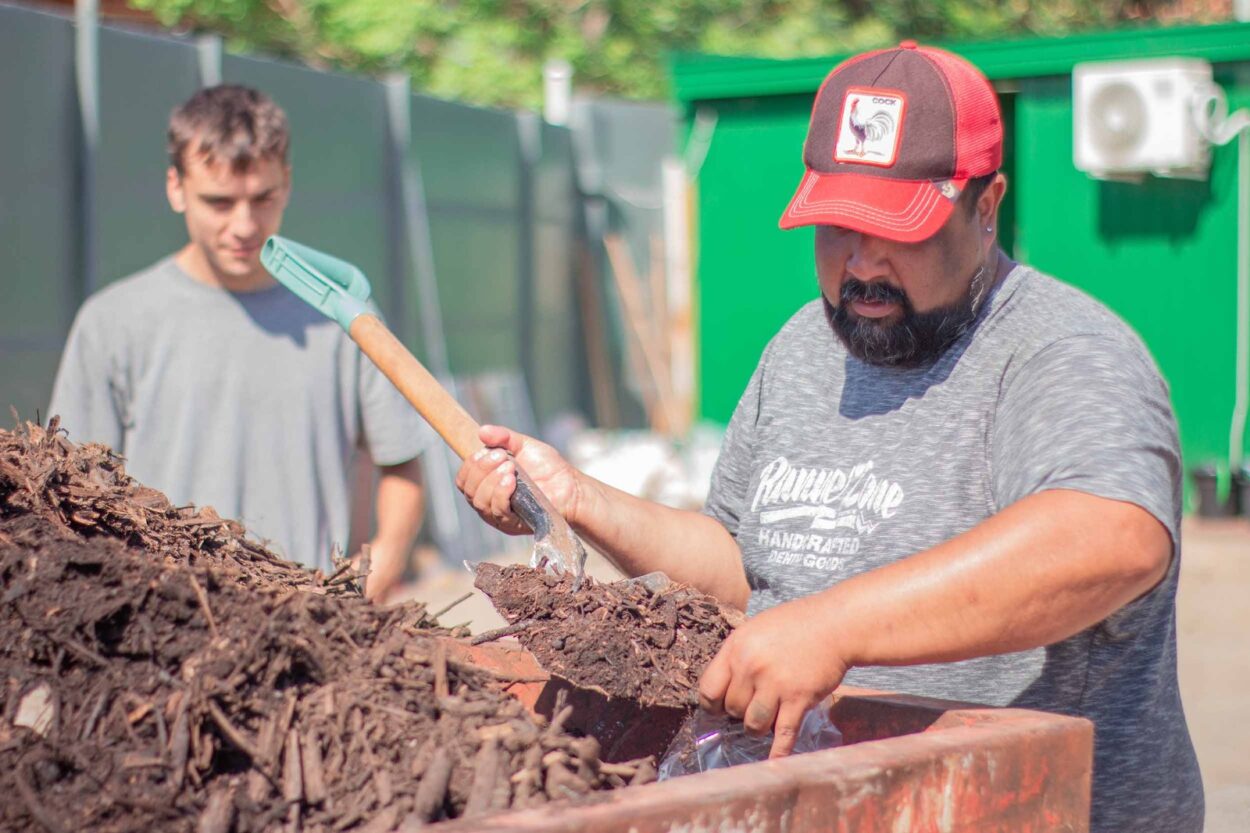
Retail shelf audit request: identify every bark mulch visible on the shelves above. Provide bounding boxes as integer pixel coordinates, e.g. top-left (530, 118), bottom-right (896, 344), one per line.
top-left (0, 421), bottom-right (654, 833)
top-left (473, 563), bottom-right (737, 709)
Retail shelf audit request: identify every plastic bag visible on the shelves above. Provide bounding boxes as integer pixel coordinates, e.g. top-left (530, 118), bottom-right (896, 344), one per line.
top-left (657, 706), bottom-right (842, 779)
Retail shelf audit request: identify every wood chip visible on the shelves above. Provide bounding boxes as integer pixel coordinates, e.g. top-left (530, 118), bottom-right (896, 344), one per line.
top-left (197, 784), bottom-right (236, 833)
top-left (300, 731), bottom-right (327, 805)
top-left (433, 641), bottom-right (449, 700)
top-left (412, 748), bottom-right (452, 823)
top-left (14, 683), bottom-right (56, 737)
top-left (283, 728), bottom-right (303, 804)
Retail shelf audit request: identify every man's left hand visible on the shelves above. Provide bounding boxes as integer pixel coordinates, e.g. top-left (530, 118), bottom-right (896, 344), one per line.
top-left (697, 594), bottom-right (850, 758)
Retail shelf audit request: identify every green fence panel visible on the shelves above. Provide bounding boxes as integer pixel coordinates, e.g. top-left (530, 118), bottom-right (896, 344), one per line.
top-left (410, 96), bottom-right (521, 213)
top-left (528, 122), bottom-right (588, 425)
top-left (95, 25), bottom-right (200, 290)
top-left (408, 95), bottom-right (523, 377)
top-left (0, 5), bottom-right (78, 420)
top-left (425, 211), bottom-right (523, 373)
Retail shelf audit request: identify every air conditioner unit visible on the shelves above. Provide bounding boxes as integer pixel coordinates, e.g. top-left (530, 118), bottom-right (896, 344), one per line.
top-left (1073, 57), bottom-right (1213, 181)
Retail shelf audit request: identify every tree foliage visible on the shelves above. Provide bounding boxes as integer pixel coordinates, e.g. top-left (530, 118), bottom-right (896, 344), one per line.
top-left (127, 0), bottom-right (1232, 107)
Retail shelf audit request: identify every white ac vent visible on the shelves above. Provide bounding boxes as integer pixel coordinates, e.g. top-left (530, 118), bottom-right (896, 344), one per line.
top-left (1073, 57), bottom-right (1214, 181)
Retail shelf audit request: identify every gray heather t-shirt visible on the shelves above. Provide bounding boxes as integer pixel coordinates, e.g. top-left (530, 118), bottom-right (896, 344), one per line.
top-left (49, 256), bottom-right (431, 570)
top-left (705, 265), bottom-right (1202, 833)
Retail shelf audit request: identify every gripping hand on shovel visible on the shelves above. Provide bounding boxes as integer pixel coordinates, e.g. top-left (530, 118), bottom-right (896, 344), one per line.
top-left (456, 425), bottom-right (582, 542)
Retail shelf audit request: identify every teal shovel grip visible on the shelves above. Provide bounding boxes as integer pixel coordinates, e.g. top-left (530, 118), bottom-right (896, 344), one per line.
top-left (261, 235), bottom-right (374, 332)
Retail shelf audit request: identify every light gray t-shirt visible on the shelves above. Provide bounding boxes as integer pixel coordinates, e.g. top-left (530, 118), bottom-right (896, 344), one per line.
top-left (705, 265), bottom-right (1202, 833)
top-left (49, 256), bottom-right (431, 570)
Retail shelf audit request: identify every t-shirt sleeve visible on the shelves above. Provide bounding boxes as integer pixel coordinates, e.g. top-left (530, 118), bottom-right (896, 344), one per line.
top-left (703, 360), bottom-right (766, 537)
top-left (47, 301), bottom-right (127, 451)
top-left (991, 334), bottom-right (1181, 546)
top-left (357, 352), bottom-right (432, 466)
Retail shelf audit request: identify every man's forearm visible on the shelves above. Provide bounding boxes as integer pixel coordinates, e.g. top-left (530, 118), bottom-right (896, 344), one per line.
top-left (571, 473), bottom-right (751, 610)
top-left (820, 489), bottom-right (1171, 669)
top-left (366, 458), bottom-right (424, 600)
top-left (373, 460), bottom-right (423, 548)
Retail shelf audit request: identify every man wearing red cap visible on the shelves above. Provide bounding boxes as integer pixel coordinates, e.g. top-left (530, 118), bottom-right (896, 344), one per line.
top-left (457, 42), bottom-right (1202, 832)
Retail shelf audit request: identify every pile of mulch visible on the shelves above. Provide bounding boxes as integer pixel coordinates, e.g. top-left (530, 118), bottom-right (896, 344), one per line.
top-left (0, 421), bottom-right (654, 832)
top-left (473, 564), bottom-right (738, 708)
top-left (0, 418), bottom-right (349, 597)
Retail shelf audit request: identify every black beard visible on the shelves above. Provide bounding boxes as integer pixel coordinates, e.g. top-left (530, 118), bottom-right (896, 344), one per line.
top-left (824, 266), bottom-right (988, 369)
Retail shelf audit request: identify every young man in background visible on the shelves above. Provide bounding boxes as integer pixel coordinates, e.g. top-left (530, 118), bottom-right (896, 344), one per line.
top-left (50, 85), bottom-right (429, 602)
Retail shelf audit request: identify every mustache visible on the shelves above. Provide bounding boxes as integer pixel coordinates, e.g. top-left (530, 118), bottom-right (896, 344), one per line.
top-left (840, 278), bottom-right (908, 306)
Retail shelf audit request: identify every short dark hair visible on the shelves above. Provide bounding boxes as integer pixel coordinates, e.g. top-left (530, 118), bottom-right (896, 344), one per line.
top-left (960, 171), bottom-right (998, 217)
top-left (168, 85), bottom-right (289, 176)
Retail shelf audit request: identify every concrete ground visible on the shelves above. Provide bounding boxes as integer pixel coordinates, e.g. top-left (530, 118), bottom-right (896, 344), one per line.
top-left (396, 517), bottom-right (1250, 831)
top-left (1175, 518), bottom-right (1250, 832)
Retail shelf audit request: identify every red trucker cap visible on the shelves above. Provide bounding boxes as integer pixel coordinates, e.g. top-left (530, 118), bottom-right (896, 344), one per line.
top-left (779, 41), bottom-right (1002, 242)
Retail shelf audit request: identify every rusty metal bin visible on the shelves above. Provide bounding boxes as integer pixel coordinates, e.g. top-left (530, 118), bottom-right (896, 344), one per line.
top-left (441, 639), bottom-right (1094, 832)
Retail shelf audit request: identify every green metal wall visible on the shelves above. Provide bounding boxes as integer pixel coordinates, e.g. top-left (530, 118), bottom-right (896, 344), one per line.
top-left (693, 93), bottom-right (818, 423)
top-left (1013, 68), bottom-right (1249, 472)
top-left (676, 23), bottom-right (1250, 480)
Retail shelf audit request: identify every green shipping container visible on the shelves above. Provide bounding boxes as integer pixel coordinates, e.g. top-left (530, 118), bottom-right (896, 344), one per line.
top-left (671, 22), bottom-right (1250, 496)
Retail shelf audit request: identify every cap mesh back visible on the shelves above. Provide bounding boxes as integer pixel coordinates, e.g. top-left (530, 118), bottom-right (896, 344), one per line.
top-left (921, 47), bottom-right (1002, 176)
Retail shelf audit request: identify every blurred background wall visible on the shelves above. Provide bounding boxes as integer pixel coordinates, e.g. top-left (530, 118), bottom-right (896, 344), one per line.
top-left (0, 1), bottom-right (684, 439)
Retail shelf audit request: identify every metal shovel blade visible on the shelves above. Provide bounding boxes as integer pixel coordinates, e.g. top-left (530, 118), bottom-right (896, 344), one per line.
top-left (511, 467), bottom-right (588, 585)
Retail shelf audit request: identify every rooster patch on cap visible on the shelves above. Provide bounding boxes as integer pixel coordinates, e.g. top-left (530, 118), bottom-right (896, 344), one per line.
top-left (835, 88), bottom-right (907, 168)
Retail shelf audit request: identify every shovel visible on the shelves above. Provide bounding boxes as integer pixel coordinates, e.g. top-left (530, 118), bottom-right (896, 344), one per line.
top-left (260, 235), bottom-right (588, 585)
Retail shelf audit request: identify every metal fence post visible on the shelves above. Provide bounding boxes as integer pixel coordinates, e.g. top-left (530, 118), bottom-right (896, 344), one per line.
top-left (196, 34), bottom-right (222, 88)
top-left (516, 110), bottom-right (541, 419)
top-left (383, 74), bottom-right (449, 376)
top-left (382, 73), bottom-right (412, 345)
top-left (74, 0), bottom-right (99, 298)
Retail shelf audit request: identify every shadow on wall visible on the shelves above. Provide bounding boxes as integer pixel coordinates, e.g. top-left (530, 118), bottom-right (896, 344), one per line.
top-left (1097, 176), bottom-right (1213, 241)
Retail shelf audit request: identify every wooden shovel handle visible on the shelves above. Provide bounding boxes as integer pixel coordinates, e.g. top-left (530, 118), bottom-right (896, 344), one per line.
top-left (348, 314), bottom-right (482, 460)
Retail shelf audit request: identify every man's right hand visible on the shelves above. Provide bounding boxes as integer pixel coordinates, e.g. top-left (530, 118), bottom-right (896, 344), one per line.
top-left (457, 425), bottom-right (749, 609)
top-left (455, 425), bottom-right (581, 535)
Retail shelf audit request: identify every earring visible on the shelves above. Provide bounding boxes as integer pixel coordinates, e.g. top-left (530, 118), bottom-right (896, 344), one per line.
top-left (986, 226), bottom-right (993, 232)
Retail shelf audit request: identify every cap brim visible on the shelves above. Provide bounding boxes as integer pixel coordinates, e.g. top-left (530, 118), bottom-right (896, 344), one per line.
top-left (779, 170), bottom-right (963, 243)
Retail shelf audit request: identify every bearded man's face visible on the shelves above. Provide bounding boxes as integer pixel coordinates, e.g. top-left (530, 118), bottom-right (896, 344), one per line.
top-left (814, 186), bottom-right (999, 368)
